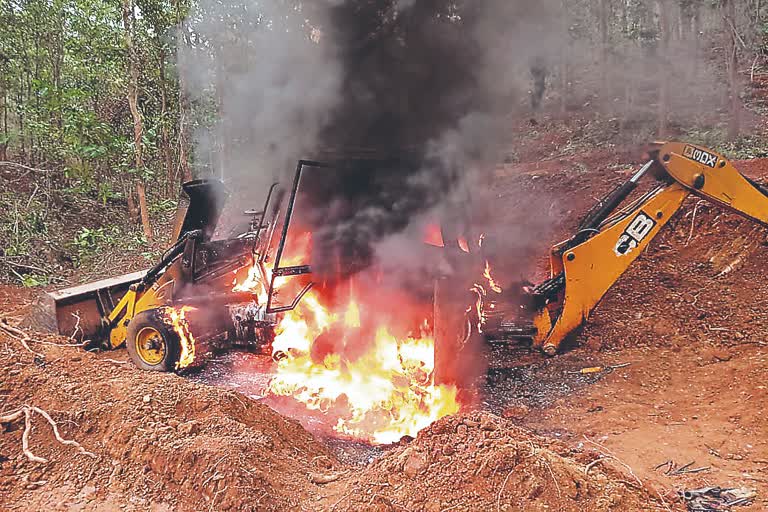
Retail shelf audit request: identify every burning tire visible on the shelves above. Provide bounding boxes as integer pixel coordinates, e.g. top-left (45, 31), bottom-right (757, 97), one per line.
top-left (126, 309), bottom-right (181, 372)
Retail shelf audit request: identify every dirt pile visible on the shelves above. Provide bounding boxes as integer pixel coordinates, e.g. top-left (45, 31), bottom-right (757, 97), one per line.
top-left (322, 412), bottom-right (663, 511)
top-left (0, 327), bottom-right (343, 511)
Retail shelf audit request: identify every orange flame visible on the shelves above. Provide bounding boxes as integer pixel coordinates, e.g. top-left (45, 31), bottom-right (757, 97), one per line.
top-left (268, 296), bottom-right (460, 444)
top-left (165, 306), bottom-right (197, 370)
top-left (467, 260), bottom-right (503, 334)
top-left (483, 260), bottom-right (503, 294)
top-left (232, 262), bottom-right (269, 303)
top-left (230, 229), bottom-right (460, 443)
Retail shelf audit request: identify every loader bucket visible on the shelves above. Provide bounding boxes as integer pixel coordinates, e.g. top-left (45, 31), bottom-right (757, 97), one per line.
top-left (25, 269), bottom-right (147, 343)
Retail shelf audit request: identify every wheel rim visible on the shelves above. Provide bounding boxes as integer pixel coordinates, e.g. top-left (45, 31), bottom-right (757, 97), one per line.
top-left (135, 326), bottom-right (165, 365)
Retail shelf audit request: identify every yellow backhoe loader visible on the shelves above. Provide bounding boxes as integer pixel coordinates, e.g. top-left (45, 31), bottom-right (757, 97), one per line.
top-left (465, 141), bottom-right (768, 358)
top-left (36, 161), bottom-right (328, 371)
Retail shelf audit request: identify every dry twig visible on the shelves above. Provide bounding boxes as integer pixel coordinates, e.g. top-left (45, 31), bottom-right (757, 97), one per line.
top-left (584, 457), bottom-right (604, 475)
top-left (583, 435), bottom-right (643, 488)
top-left (542, 459), bottom-right (562, 498)
top-left (583, 435), bottom-right (671, 512)
top-left (1, 318), bottom-right (84, 349)
top-left (70, 312), bottom-right (82, 341)
top-left (686, 200), bottom-right (705, 245)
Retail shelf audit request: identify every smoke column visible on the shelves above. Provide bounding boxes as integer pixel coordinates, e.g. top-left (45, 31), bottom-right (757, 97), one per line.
top-left (179, 0), bottom-right (563, 272)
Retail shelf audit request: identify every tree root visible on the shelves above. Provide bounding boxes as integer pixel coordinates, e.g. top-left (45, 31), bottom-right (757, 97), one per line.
top-left (0, 405), bottom-right (97, 463)
top-left (0, 319), bottom-right (43, 358)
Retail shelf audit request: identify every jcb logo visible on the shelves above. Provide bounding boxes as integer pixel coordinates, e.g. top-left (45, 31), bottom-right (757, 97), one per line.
top-left (683, 145), bottom-right (718, 168)
top-left (615, 212), bottom-right (656, 257)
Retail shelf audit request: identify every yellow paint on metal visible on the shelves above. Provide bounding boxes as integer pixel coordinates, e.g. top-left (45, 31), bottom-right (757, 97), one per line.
top-left (108, 275), bottom-right (176, 349)
top-left (108, 289), bottom-right (135, 349)
top-left (660, 141), bottom-right (768, 225)
top-left (134, 279), bottom-right (174, 314)
top-left (536, 183), bottom-right (690, 351)
top-left (135, 326), bottom-right (165, 365)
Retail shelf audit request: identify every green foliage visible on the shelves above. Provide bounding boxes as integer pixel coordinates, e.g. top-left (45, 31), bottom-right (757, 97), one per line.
top-left (0, 0), bottom-right (192, 199)
top-left (72, 226), bottom-right (121, 259)
top-left (20, 274), bottom-right (49, 288)
top-left (70, 223), bottom-right (154, 268)
top-left (150, 198), bottom-right (178, 215)
top-left (716, 136), bottom-right (768, 160)
top-left (0, 193), bottom-right (48, 258)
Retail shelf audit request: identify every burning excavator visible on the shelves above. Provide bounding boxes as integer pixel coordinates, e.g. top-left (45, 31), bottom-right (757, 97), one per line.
top-left (33, 141), bottom-right (768, 440)
top-left (38, 160), bottom-right (331, 371)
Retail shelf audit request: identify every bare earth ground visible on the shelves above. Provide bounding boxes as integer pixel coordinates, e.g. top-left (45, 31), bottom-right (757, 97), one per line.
top-left (2, 125), bottom-right (768, 511)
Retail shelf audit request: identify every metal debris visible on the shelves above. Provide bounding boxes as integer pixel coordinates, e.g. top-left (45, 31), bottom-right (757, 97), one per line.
top-left (680, 486), bottom-right (756, 511)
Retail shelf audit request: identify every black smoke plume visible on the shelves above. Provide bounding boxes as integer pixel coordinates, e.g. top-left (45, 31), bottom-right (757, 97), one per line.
top-left (303, 0), bottom-right (560, 278)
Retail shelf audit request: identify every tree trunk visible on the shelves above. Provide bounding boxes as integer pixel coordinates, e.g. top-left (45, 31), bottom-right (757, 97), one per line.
top-left (158, 43), bottom-right (174, 197)
top-left (215, 50), bottom-right (228, 181)
top-left (176, 0), bottom-right (192, 183)
top-left (0, 85), bottom-right (7, 161)
top-left (137, 182), bottom-right (151, 240)
top-left (656, 0), bottom-right (670, 139)
top-left (599, 0), bottom-right (610, 97)
top-left (126, 186), bottom-right (139, 223)
top-left (724, 0), bottom-right (741, 140)
top-left (122, 0), bottom-right (152, 240)
top-left (17, 88), bottom-right (25, 162)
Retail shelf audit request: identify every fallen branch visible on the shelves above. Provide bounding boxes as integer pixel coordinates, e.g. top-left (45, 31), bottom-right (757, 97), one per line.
top-left (0, 161), bottom-right (59, 174)
top-left (27, 339), bottom-right (86, 347)
top-left (0, 405), bottom-right (97, 463)
top-left (1, 318), bottom-right (84, 349)
top-left (4, 261), bottom-right (51, 275)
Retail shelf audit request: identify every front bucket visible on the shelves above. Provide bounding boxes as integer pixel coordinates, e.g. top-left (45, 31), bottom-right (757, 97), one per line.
top-left (24, 269), bottom-right (147, 343)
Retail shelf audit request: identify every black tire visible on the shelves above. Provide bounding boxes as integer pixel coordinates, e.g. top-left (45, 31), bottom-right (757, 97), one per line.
top-left (126, 308), bottom-right (181, 372)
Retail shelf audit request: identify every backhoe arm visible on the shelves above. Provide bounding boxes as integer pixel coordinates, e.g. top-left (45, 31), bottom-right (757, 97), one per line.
top-left (532, 142), bottom-right (768, 354)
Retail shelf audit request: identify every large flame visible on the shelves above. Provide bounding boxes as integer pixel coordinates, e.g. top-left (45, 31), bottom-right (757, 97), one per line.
top-left (229, 229), bottom-right (460, 444)
top-left (267, 293), bottom-right (459, 444)
top-left (165, 306), bottom-right (197, 370)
